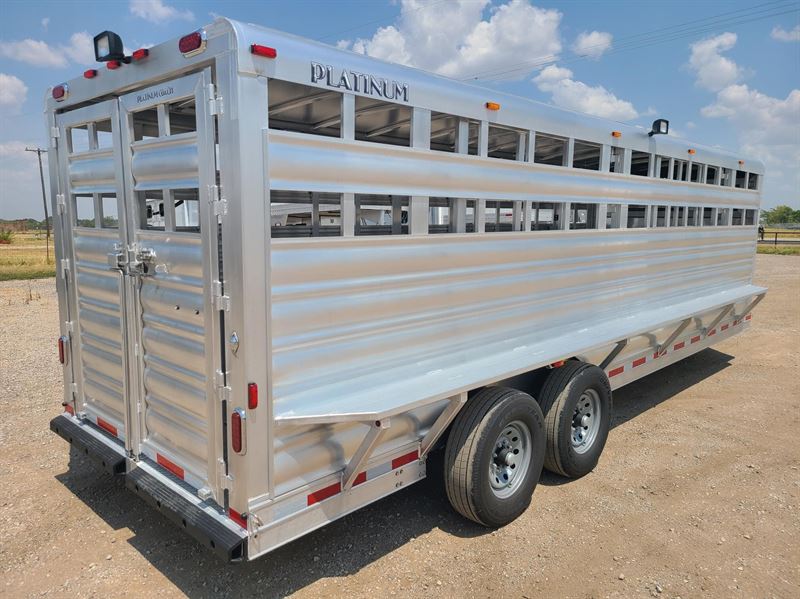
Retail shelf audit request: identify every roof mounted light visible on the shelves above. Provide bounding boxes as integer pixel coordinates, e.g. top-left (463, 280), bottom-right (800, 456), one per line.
top-left (93, 30), bottom-right (127, 63)
top-left (179, 30), bottom-right (207, 57)
top-left (485, 101), bottom-right (501, 111)
top-left (132, 48), bottom-right (149, 62)
top-left (250, 44), bottom-right (277, 59)
top-left (52, 84), bottom-right (68, 102)
top-left (648, 118), bottom-right (669, 137)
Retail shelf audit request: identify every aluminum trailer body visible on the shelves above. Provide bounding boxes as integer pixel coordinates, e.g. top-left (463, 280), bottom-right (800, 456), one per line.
top-left (46, 18), bottom-right (765, 561)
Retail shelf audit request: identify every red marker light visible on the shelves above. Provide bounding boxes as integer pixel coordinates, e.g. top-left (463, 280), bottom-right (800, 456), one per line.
top-left (250, 44), bottom-right (277, 59)
top-left (106, 60), bottom-right (121, 70)
top-left (231, 410), bottom-right (243, 453)
top-left (52, 84), bottom-right (67, 101)
top-left (179, 31), bottom-right (206, 57)
top-left (57, 336), bottom-right (66, 364)
top-left (83, 69), bottom-right (98, 79)
top-left (132, 48), bottom-right (149, 61)
top-left (247, 382), bottom-right (258, 409)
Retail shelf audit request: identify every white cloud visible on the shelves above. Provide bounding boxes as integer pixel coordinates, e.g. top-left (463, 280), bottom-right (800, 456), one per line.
top-left (771, 24), bottom-right (800, 42)
top-left (339, 0), bottom-right (562, 80)
top-left (533, 64), bottom-right (639, 121)
top-left (41, 17), bottom-right (50, 31)
top-left (0, 31), bottom-right (95, 67)
top-left (571, 30), bottom-right (612, 59)
top-left (687, 32), bottom-right (744, 92)
top-left (0, 74), bottom-right (28, 114)
top-left (129, 0), bottom-right (194, 24)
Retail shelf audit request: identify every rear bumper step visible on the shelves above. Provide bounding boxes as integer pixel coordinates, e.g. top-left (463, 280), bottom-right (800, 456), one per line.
top-left (50, 414), bottom-right (246, 562)
top-left (50, 414), bottom-right (126, 475)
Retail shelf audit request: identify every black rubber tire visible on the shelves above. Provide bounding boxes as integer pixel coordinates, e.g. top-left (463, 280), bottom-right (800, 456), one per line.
top-left (539, 361), bottom-right (612, 478)
top-left (444, 387), bottom-right (545, 527)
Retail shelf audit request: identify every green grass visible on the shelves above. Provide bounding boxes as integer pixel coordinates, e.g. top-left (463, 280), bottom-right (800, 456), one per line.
top-left (757, 245), bottom-right (800, 256)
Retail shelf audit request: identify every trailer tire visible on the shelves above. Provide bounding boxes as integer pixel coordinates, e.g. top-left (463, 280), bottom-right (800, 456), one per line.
top-left (444, 387), bottom-right (545, 528)
top-left (539, 361), bottom-right (612, 478)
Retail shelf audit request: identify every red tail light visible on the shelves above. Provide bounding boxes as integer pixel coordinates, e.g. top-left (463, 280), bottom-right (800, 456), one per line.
top-left (52, 84), bottom-right (68, 101)
top-left (247, 382), bottom-right (258, 409)
top-left (106, 60), bottom-right (121, 70)
top-left (179, 30), bottom-right (206, 57)
top-left (57, 336), bottom-right (66, 364)
top-left (250, 44), bottom-right (277, 59)
top-left (83, 69), bottom-right (97, 79)
top-left (231, 409), bottom-right (244, 453)
top-left (132, 48), bottom-right (149, 61)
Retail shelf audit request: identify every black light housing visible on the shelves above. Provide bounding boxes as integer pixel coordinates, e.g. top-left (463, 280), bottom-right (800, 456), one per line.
top-left (648, 118), bottom-right (669, 137)
top-left (93, 31), bottom-right (127, 63)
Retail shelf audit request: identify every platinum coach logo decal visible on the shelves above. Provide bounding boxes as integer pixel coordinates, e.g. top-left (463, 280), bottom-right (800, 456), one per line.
top-left (136, 86), bottom-right (174, 103)
top-left (311, 62), bottom-right (409, 103)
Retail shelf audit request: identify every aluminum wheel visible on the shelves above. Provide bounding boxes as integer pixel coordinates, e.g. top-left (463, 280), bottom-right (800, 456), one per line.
top-left (571, 388), bottom-right (601, 454)
top-left (489, 420), bottom-right (532, 498)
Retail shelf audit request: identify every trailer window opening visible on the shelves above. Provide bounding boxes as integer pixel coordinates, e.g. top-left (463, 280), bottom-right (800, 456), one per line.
top-left (606, 204), bottom-right (623, 228)
top-left (731, 208), bottom-right (744, 226)
top-left (573, 140), bottom-right (601, 171)
top-left (670, 206), bottom-right (684, 226)
top-left (429, 113), bottom-right (479, 154)
top-left (69, 126), bottom-right (90, 153)
top-left (747, 173), bottom-right (759, 190)
top-left (745, 209), bottom-right (757, 225)
top-left (488, 125), bottom-right (525, 161)
top-left (653, 205), bottom-right (667, 227)
top-left (717, 207), bottom-right (730, 226)
top-left (267, 80), bottom-right (342, 138)
top-left (705, 165), bottom-right (718, 185)
top-left (690, 163), bottom-right (702, 183)
top-left (484, 201), bottom-right (516, 232)
top-left (534, 133), bottom-right (567, 166)
top-left (270, 191), bottom-right (342, 237)
top-left (355, 195), bottom-right (409, 235)
top-left (734, 170), bottom-right (747, 189)
top-left (703, 207), bottom-right (714, 226)
top-left (658, 156), bottom-right (670, 179)
top-left (630, 151), bottom-right (650, 177)
top-left (672, 160), bottom-right (687, 181)
top-left (569, 203), bottom-right (598, 230)
top-left (530, 202), bottom-right (559, 230)
top-left (720, 167), bottom-right (732, 187)
top-left (626, 204), bottom-right (646, 228)
top-left (139, 190), bottom-right (165, 230)
top-left (608, 146), bottom-right (624, 173)
top-left (96, 120), bottom-right (114, 149)
top-left (167, 98), bottom-right (197, 135)
top-left (173, 188), bottom-right (200, 232)
top-left (74, 195), bottom-right (95, 228)
top-left (354, 97), bottom-right (411, 147)
top-left (101, 194), bottom-right (119, 228)
top-left (131, 107), bottom-right (159, 141)
top-left (687, 206), bottom-right (700, 226)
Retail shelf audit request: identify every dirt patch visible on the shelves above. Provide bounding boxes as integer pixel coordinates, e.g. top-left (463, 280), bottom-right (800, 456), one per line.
top-left (1, 255), bottom-right (798, 598)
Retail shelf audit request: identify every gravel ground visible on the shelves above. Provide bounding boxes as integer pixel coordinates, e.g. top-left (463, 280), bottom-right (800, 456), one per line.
top-left (1, 255), bottom-right (798, 598)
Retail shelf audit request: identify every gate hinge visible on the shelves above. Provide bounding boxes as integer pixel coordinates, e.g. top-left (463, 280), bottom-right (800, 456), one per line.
top-left (60, 258), bottom-right (70, 276)
top-left (65, 320), bottom-right (74, 333)
top-left (56, 194), bottom-right (66, 215)
top-left (217, 459), bottom-right (232, 490)
top-left (70, 382), bottom-right (78, 396)
top-left (210, 185), bottom-right (227, 219)
top-left (211, 280), bottom-right (230, 311)
top-left (50, 126), bottom-right (60, 145)
top-left (208, 84), bottom-right (223, 116)
top-left (214, 369), bottom-right (231, 402)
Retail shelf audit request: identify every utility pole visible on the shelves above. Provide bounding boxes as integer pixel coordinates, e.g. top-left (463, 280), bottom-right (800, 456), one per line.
top-left (25, 147), bottom-right (50, 263)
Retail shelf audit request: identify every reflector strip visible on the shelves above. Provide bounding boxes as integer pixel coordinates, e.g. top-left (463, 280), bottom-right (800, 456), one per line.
top-left (307, 482), bottom-right (341, 506)
top-left (721, 324), bottom-right (729, 331)
top-left (745, 314), bottom-right (752, 321)
top-left (353, 471), bottom-right (367, 486)
top-left (228, 508), bottom-right (247, 528)
top-left (608, 366), bottom-right (625, 378)
top-left (632, 357), bottom-right (647, 368)
top-left (691, 335), bottom-right (701, 344)
top-left (157, 453), bottom-right (185, 480)
top-left (392, 450), bottom-right (419, 469)
top-left (708, 329), bottom-right (717, 336)
top-left (653, 351), bottom-right (660, 359)
top-left (96, 417), bottom-right (118, 437)
top-left (64, 404), bottom-right (74, 416)
top-left (674, 341), bottom-right (685, 351)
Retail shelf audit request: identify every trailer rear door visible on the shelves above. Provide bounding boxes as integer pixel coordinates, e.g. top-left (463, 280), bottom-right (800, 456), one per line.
top-left (55, 69), bottom-right (225, 499)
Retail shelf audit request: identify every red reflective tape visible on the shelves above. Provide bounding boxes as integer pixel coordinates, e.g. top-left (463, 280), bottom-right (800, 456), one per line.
top-left (653, 351), bottom-right (660, 359)
top-left (64, 404), bottom-right (74, 416)
top-left (708, 329), bottom-right (716, 336)
top-left (745, 314), bottom-right (752, 321)
top-left (353, 471), bottom-right (367, 486)
top-left (632, 357), bottom-right (647, 368)
top-left (691, 335), bottom-right (701, 344)
top-left (721, 324), bottom-right (729, 331)
top-left (307, 482), bottom-right (341, 506)
top-left (608, 366), bottom-right (625, 378)
top-left (228, 508), bottom-right (247, 528)
top-left (96, 417), bottom-right (118, 437)
top-left (674, 341), bottom-right (685, 351)
top-left (392, 450), bottom-right (419, 470)
top-left (157, 453), bottom-right (185, 480)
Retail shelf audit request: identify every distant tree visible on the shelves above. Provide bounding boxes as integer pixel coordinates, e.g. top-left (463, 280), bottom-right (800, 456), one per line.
top-left (762, 205), bottom-right (800, 225)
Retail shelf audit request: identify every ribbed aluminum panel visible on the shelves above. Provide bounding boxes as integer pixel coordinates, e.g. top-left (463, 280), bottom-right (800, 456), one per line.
top-left (73, 228), bottom-right (127, 437)
top-left (131, 135), bottom-right (200, 190)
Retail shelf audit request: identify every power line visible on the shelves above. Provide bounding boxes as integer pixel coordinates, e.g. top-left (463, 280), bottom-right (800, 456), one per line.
top-left (462, 0), bottom-right (798, 81)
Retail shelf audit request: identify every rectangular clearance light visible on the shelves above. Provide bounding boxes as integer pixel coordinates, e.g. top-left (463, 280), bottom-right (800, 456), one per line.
top-left (250, 44), bottom-right (277, 58)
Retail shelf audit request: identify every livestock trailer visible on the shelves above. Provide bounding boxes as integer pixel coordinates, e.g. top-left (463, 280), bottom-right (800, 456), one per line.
top-left (47, 18), bottom-right (766, 561)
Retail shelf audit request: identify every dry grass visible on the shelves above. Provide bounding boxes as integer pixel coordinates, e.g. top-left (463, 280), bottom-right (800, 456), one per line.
top-left (0, 232), bottom-right (56, 281)
top-left (757, 244), bottom-right (800, 256)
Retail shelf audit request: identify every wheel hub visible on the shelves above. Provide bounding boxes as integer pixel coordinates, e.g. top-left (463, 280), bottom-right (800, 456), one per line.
top-left (489, 421), bottom-right (532, 498)
top-left (571, 388), bottom-right (602, 454)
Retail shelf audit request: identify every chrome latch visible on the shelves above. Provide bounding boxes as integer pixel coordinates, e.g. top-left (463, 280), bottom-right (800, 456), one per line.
top-left (107, 243), bottom-right (126, 271)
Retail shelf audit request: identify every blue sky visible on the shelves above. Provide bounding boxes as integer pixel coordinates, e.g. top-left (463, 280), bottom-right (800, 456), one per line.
top-left (1, 0), bottom-right (798, 220)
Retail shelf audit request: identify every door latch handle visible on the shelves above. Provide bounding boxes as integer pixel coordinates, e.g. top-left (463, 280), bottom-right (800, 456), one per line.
top-left (107, 243), bottom-right (125, 271)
